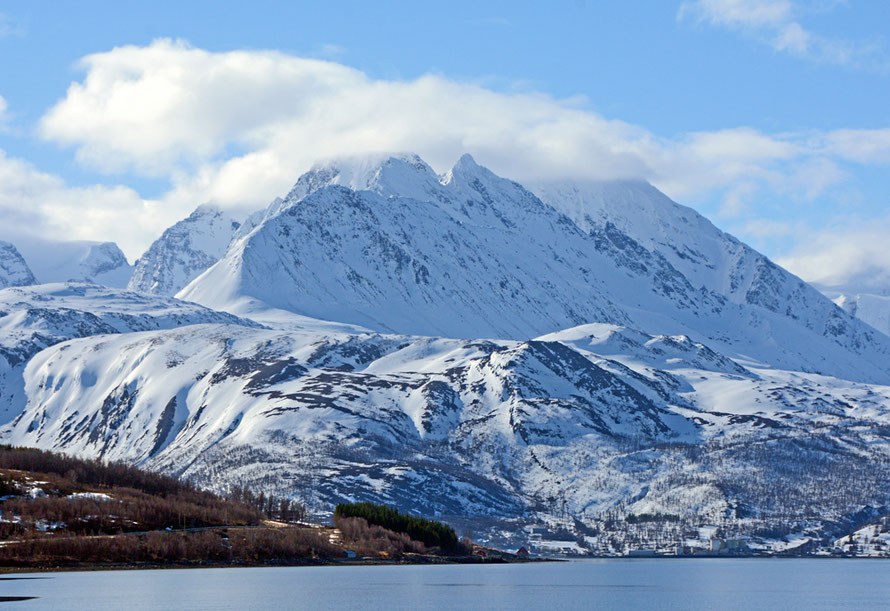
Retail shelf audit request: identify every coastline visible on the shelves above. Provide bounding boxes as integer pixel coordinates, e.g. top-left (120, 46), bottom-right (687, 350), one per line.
top-left (5, 553), bottom-right (888, 576)
top-left (9, 550), bottom-right (890, 576)
top-left (0, 554), bottom-right (551, 575)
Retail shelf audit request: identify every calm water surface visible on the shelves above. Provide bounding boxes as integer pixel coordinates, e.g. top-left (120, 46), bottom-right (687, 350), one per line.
top-left (1, 559), bottom-right (889, 610)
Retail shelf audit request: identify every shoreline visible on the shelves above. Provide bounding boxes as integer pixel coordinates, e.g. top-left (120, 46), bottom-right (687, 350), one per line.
top-left (5, 553), bottom-right (890, 575)
top-left (0, 555), bottom-right (552, 575)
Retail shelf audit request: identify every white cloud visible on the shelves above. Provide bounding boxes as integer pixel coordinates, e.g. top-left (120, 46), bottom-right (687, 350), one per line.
top-left (781, 157), bottom-right (846, 200)
top-left (0, 94), bottom-right (7, 128)
top-left (741, 217), bottom-right (796, 239)
top-left (316, 44), bottom-right (346, 59)
top-left (680, 0), bottom-right (793, 27)
top-left (773, 21), bottom-right (810, 54)
top-left (0, 149), bottom-right (177, 260)
top-left (41, 40), bottom-right (360, 176)
top-left (39, 39), bottom-right (888, 211)
top-left (18, 38), bottom-right (890, 280)
top-left (822, 128), bottom-right (890, 164)
top-left (40, 40), bottom-right (656, 186)
top-left (679, 0), bottom-right (888, 69)
top-left (777, 219), bottom-right (890, 293)
top-left (720, 181), bottom-right (759, 217)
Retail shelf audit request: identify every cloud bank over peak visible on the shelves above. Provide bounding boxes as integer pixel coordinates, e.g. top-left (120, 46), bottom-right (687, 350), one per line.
top-left (34, 40), bottom-right (886, 206)
top-left (39, 40), bottom-right (660, 186)
top-left (0, 37), bottom-right (882, 281)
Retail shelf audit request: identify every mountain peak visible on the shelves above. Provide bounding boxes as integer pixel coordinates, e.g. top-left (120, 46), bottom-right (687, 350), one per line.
top-left (454, 152), bottom-right (480, 169)
top-left (191, 202), bottom-right (225, 217)
top-left (129, 204), bottom-right (241, 296)
top-left (178, 153), bottom-right (890, 383)
top-left (284, 152), bottom-right (440, 204)
top-left (0, 240), bottom-right (37, 289)
top-left (442, 153), bottom-right (488, 185)
top-left (78, 242), bottom-right (130, 278)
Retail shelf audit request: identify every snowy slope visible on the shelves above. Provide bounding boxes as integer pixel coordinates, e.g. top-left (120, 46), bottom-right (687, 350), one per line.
top-left (233, 197), bottom-right (286, 241)
top-left (0, 282), bottom-right (261, 424)
top-left (0, 241), bottom-right (37, 288)
top-left (9, 237), bottom-right (133, 287)
top-left (530, 180), bottom-right (728, 292)
top-left (180, 154), bottom-right (890, 385)
top-left (834, 293), bottom-right (890, 338)
top-left (3, 324), bottom-right (689, 515)
top-left (128, 204), bottom-right (241, 296)
top-left (6, 318), bottom-right (890, 541)
top-left (531, 178), bottom-right (870, 344)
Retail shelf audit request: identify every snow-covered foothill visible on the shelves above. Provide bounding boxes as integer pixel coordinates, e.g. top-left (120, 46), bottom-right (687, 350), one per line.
top-left (0, 282), bottom-right (261, 424)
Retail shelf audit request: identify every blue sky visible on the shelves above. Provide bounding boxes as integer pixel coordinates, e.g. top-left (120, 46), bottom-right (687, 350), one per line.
top-left (1, 1), bottom-right (889, 291)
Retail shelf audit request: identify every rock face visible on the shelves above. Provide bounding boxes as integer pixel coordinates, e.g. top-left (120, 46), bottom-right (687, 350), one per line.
top-left (128, 204), bottom-right (240, 296)
top-left (5, 152), bottom-right (890, 555)
top-left (0, 241), bottom-right (37, 289)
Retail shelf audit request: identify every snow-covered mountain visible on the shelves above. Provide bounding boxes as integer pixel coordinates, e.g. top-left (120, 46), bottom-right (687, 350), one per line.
top-left (0, 241), bottom-right (37, 288)
top-left (128, 204), bottom-right (241, 296)
top-left (5, 152), bottom-right (890, 555)
top-left (180, 154), bottom-right (890, 385)
top-left (8, 237), bottom-right (133, 287)
top-left (5, 315), bottom-right (890, 552)
top-left (0, 323), bottom-right (701, 514)
top-left (0, 282), bottom-right (261, 424)
top-left (833, 293), bottom-right (890, 338)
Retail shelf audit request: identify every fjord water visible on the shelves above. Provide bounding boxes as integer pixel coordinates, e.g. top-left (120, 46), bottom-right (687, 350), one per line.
top-left (3, 560), bottom-right (889, 610)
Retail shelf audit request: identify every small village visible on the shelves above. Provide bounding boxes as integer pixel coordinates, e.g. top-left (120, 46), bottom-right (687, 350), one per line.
top-left (505, 518), bottom-right (890, 559)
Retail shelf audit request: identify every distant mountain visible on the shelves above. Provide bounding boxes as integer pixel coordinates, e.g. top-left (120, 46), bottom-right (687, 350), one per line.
top-left (8, 237), bottom-right (133, 287)
top-left (128, 204), bottom-right (241, 296)
top-left (0, 241), bottom-right (37, 288)
top-left (834, 293), bottom-right (890, 337)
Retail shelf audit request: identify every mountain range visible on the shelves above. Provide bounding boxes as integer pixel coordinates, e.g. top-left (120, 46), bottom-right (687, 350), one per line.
top-left (2, 153), bottom-right (890, 555)
top-left (0, 237), bottom-right (133, 287)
